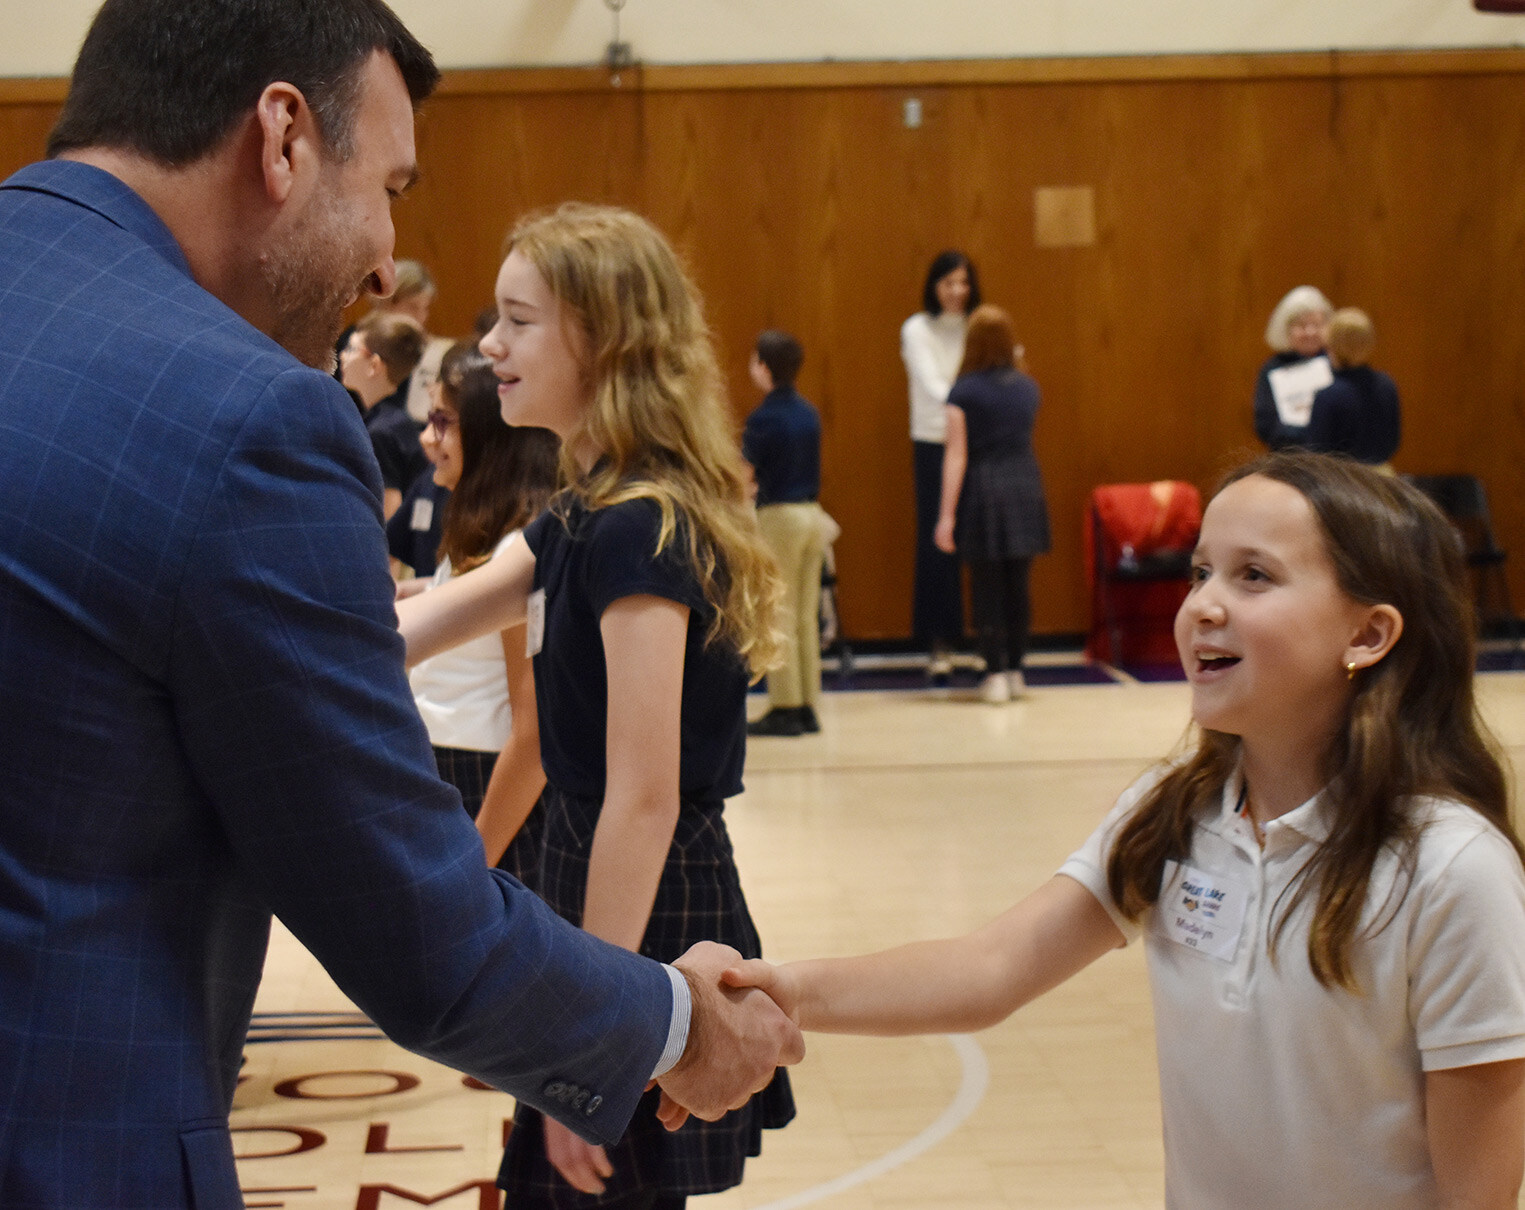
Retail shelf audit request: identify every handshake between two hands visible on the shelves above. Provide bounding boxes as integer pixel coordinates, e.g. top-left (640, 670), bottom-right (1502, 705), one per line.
top-left (654, 941), bottom-right (804, 1130)
top-left (543, 943), bottom-right (801, 1196)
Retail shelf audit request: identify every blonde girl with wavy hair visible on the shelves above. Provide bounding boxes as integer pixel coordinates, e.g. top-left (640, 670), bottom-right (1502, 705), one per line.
top-left (398, 202), bottom-right (792, 1209)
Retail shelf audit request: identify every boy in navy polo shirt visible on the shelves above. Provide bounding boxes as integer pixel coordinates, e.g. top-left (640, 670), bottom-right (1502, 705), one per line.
top-left (743, 330), bottom-right (826, 737)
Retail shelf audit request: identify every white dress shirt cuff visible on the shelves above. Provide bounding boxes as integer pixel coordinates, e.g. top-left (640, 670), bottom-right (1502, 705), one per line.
top-left (651, 963), bottom-right (691, 1079)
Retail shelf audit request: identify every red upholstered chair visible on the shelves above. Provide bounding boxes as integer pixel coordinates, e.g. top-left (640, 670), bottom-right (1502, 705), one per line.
top-left (1085, 481), bottom-right (1202, 667)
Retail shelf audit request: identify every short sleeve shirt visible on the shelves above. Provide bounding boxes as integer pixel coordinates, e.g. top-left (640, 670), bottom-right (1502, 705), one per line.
top-left (523, 494), bottom-right (748, 803)
top-left (1059, 767), bottom-right (1525, 1209)
top-left (947, 367), bottom-right (1040, 461)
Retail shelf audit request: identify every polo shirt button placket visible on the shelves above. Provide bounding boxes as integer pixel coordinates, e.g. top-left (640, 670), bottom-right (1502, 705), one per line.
top-left (1221, 843), bottom-right (1262, 1009)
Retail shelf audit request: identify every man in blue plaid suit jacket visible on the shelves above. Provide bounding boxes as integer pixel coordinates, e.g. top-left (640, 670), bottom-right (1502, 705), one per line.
top-left (0, 1), bottom-right (800, 1205)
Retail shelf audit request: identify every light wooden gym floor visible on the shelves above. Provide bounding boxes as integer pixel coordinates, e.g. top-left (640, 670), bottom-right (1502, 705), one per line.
top-left (233, 667), bottom-right (1525, 1210)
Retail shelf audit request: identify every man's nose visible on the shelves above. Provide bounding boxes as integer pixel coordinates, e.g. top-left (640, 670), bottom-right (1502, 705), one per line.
top-left (366, 258), bottom-right (399, 301)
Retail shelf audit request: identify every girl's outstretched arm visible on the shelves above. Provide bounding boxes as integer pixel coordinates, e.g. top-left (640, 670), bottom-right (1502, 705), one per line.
top-left (730, 875), bottom-right (1123, 1035)
top-left (395, 537), bottom-right (536, 667)
top-left (1426, 1058), bottom-right (1525, 1209)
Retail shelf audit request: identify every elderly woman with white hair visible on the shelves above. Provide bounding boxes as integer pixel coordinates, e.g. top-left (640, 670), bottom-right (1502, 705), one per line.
top-left (1253, 284), bottom-right (1333, 449)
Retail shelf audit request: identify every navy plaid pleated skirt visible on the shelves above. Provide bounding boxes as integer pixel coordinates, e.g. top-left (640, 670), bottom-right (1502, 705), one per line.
top-left (499, 784), bottom-right (795, 1206)
top-left (431, 745), bottom-right (544, 889)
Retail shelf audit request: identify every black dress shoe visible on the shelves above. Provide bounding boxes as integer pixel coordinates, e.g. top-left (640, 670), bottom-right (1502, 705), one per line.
top-left (747, 708), bottom-right (804, 737)
top-left (796, 705), bottom-right (821, 733)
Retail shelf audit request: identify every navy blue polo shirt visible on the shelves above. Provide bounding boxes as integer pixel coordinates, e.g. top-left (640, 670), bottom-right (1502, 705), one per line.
top-left (742, 387), bottom-right (821, 507)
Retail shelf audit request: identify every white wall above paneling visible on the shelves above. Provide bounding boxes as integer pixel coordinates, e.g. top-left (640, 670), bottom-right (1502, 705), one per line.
top-left (3, 0), bottom-right (1522, 79)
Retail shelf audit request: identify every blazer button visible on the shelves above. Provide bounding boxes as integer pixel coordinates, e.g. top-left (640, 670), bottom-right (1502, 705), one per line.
top-left (543, 1080), bottom-right (566, 1100)
top-left (584, 1095), bottom-right (602, 1116)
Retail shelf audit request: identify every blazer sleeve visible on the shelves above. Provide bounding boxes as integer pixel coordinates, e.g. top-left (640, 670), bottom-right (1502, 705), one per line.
top-left (166, 368), bottom-right (671, 1144)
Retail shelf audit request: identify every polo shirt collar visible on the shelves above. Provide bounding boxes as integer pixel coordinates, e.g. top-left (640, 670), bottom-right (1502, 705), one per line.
top-left (1218, 758), bottom-right (1337, 848)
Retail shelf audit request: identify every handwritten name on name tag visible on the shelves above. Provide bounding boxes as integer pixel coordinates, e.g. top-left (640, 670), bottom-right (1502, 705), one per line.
top-left (1159, 862), bottom-right (1248, 962)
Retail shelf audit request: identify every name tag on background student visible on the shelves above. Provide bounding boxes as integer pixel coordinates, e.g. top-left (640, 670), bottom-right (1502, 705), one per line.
top-left (409, 495), bottom-right (434, 532)
top-left (526, 588), bottom-right (546, 657)
top-left (1159, 862), bottom-right (1248, 962)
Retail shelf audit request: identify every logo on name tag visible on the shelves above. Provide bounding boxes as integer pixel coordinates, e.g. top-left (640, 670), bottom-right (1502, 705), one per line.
top-left (1159, 862), bottom-right (1247, 962)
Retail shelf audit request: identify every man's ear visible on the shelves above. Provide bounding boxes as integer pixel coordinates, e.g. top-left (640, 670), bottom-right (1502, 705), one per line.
top-left (1344, 602), bottom-right (1403, 675)
top-left (255, 82), bottom-right (320, 205)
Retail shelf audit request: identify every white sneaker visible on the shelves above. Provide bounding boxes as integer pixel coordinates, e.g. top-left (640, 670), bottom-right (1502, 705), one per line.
top-left (979, 673), bottom-right (1011, 704)
top-left (1006, 669), bottom-right (1027, 697)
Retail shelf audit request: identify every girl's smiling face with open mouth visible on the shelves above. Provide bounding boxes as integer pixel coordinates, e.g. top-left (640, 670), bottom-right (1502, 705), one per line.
top-left (1175, 474), bottom-right (1376, 753)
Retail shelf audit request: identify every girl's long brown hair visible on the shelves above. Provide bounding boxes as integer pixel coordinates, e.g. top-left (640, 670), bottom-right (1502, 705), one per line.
top-left (435, 341), bottom-right (559, 574)
top-left (1106, 452), bottom-right (1520, 990)
top-left (505, 203), bottom-right (782, 676)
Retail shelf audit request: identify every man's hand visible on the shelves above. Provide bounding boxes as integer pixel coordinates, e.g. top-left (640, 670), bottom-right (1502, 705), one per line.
top-left (655, 941), bottom-right (805, 1131)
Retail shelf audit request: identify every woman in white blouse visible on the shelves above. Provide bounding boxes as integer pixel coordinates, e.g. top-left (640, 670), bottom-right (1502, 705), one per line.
top-left (902, 250), bottom-right (980, 674)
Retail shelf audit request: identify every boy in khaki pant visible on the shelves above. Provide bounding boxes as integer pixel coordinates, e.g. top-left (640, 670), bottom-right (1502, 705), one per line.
top-left (743, 330), bottom-right (826, 737)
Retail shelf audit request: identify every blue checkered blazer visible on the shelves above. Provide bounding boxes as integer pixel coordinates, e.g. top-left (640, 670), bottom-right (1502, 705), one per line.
top-left (0, 160), bottom-right (671, 1208)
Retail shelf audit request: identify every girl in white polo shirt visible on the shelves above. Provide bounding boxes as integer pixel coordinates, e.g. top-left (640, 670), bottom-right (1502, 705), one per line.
top-left (402, 341), bottom-right (558, 880)
top-left (729, 451), bottom-right (1525, 1209)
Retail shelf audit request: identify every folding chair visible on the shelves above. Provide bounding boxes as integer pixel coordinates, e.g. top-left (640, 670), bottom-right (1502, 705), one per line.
top-left (1405, 474), bottom-right (1521, 653)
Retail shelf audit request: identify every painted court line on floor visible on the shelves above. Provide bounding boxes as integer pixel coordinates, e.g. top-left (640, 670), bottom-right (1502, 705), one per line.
top-left (753, 1034), bottom-right (990, 1210)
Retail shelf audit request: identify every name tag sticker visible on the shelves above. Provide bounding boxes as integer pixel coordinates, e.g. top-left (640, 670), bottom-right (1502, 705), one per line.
top-left (526, 588), bottom-right (546, 657)
top-left (409, 495), bottom-right (434, 532)
top-left (1159, 862), bottom-right (1247, 962)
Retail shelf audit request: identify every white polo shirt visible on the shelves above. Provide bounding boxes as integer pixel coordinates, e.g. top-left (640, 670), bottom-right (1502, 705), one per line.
top-left (1060, 766), bottom-right (1525, 1210)
top-left (408, 532), bottom-right (519, 753)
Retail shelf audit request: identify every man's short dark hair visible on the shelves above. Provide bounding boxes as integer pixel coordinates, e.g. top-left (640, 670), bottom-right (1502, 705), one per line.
top-left (47, 0), bottom-right (439, 166)
top-left (755, 329), bottom-right (804, 390)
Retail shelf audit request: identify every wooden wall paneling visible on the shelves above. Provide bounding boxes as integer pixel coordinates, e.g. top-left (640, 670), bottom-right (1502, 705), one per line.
top-left (4, 52), bottom-right (1522, 634)
top-left (401, 88), bottom-right (645, 339)
top-left (1332, 75), bottom-right (1465, 472)
top-left (634, 90), bottom-right (885, 623)
top-left (1475, 74), bottom-right (1525, 587)
top-left (1334, 72), bottom-right (1525, 614)
top-left (638, 84), bottom-right (964, 640)
top-left (0, 102), bottom-right (60, 181)
top-left (827, 85), bottom-right (963, 640)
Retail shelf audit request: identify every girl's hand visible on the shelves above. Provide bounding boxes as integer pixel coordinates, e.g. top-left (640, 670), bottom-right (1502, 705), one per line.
top-left (543, 1117), bottom-right (614, 1194)
top-left (722, 958), bottom-right (801, 1023)
top-left (933, 515), bottom-right (957, 555)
